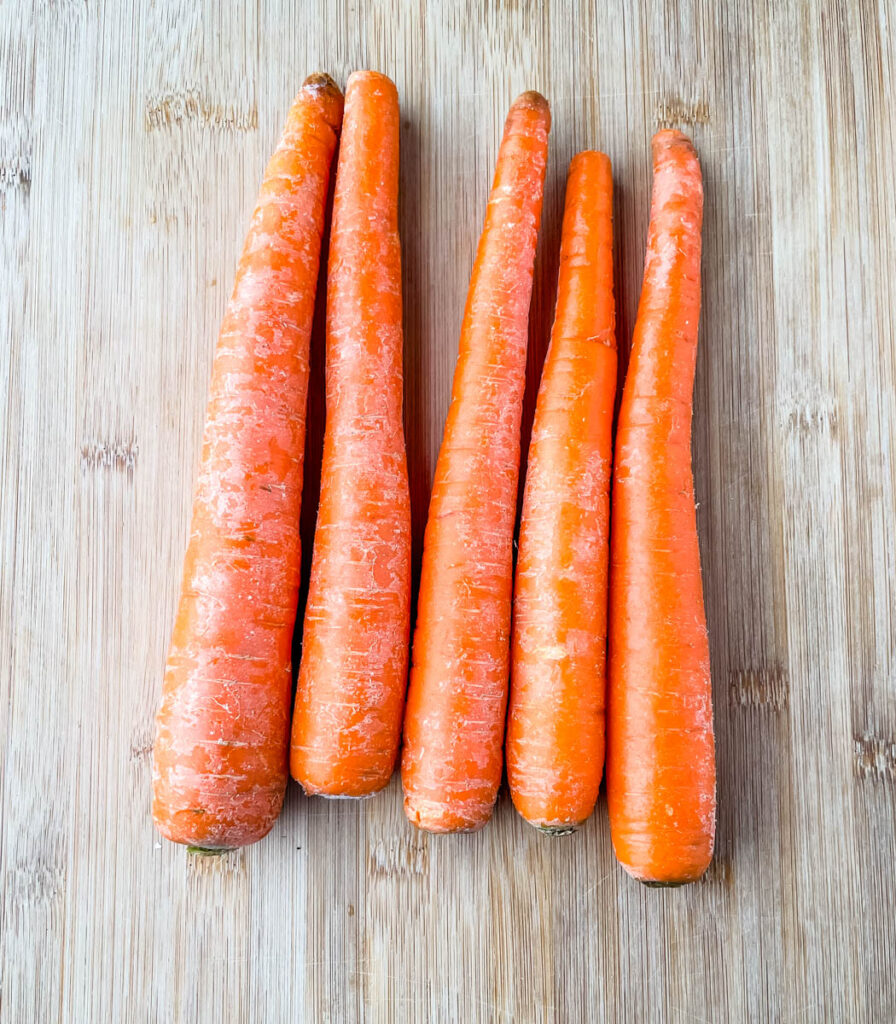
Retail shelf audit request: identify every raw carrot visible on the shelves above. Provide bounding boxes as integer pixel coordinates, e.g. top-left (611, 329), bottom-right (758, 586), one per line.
top-left (401, 91), bottom-right (551, 833)
top-left (152, 74), bottom-right (343, 850)
top-left (290, 71), bottom-right (411, 797)
top-left (506, 151), bottom-right (616, 833)
top-left (606, 130), bottom-right (715, 884)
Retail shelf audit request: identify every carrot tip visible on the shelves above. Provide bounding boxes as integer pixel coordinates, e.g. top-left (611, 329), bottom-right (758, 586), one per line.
top-left (536, 824), bottom-right (578, 837)
top-left (514, 89), bottom-right (549, 113)
top-left (651, 128), bottom-right (697, 156)
top-left (404, 800), bottom-right (487, 834)
top-left (303, 72), bottom-right (342, 95)
top-left (346, 69), bottom-right (398, 92)
top-left (300, 788), bottom-right (380, 801)
top-left (570, 149), bottom-right (612, 174)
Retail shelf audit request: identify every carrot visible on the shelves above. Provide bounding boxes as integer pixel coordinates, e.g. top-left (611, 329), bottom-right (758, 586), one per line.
top-left (152, 74), bottom-right (343, 851)
top-left (290, 71), bottom-right (411, 797)
top-left (401, 91), bottom-right (551, 833)
top-left (606, 130), bottom-right (715, 884)
top-left (506, 151), bottom-right (616, 834)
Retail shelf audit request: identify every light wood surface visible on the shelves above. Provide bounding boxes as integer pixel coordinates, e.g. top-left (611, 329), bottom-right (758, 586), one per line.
top-left (1, 1), bottom-right (894, 1021)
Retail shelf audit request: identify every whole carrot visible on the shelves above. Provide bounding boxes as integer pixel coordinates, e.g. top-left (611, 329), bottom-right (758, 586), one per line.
top-left (290, 71), bottom-right (411, 797)
top-left (607, 130), bottom-right (715, 884)
top-left (506, 151), bottom-right (616, 833)
top-left (152, 75), bottom-right (343, 851)
top-left (401, 91), bottom-right (551, 833)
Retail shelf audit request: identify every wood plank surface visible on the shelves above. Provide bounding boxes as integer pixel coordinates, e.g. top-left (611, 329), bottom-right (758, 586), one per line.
top-left (1, 1), bottom-right (894, 1020)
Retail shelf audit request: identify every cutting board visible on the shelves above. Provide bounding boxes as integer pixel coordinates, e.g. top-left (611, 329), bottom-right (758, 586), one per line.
top-left (1, 1), bottom-right (894, 1020)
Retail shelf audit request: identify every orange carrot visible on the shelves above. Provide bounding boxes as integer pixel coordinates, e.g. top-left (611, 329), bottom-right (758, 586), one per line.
top-left (607, 130), bottom-right (715, 884)
top-left (506, 151), bottom-right (616, 833)
top-left (290, 71), bottom-right (411, 797)
top-left (401, 91), bottom-right (551, 833)
top-left (152, 75), bottom-right (343, 851)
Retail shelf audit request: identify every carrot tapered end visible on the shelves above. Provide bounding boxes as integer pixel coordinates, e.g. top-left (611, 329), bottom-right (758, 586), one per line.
top-left (514, 89), bottom-right (550, 112)
top-left (569, 149), bottom-right (612, 177)
top-left (295, 72), bottom-right (344, 133)
top-left (346, 69), bottom-right (398, 95)
top-left (537, 824), bottom-right (579, 837)
top-left (303, 71), bottom-right (342, 95)
top-left (651, 128), bottom-right (698, 158)
top-left (511, 89), bottom-right (551, 129)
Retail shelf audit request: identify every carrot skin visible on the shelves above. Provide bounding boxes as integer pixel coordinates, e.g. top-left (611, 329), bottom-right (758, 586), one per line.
top-left (290, 71), bottom-right (411, 797)
top-left (401, 92), bottom-right (551, 833)
top-left (152, 75), bottom-right (343, 850)
top-left (607, 130), bottom-right (716, 884)
top-left (506, 151), bottom-right (616, 832)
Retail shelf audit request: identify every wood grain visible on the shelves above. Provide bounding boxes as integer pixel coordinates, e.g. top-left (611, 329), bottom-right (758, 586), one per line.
top-left (1, 0), bottom-right (894, 1020)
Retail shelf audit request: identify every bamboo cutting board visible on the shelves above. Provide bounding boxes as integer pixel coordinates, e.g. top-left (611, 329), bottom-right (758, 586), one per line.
top-left (1, 1), bottom-right (894, 1020)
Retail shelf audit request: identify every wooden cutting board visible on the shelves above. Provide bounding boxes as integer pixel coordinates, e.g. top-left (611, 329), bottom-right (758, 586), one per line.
top-left (1, 1), bottom-right (893, 1020)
